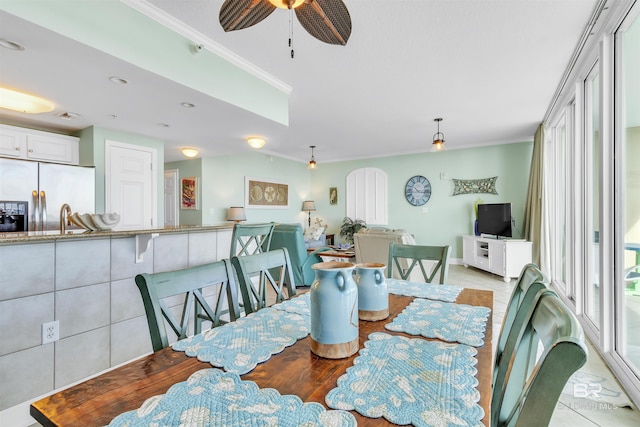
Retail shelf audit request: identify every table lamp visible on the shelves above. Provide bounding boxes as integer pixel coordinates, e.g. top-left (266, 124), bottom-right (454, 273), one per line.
top-left (302, 200), bottom-right (316, 227)
top-left (227, 207), bottom-right (246, 223)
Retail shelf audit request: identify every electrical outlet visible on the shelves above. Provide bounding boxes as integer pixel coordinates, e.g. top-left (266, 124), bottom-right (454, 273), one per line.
top-left (42, 320), bottom-right (59, 345)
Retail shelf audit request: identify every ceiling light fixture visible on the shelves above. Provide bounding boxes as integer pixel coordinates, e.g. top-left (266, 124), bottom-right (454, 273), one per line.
top-left (219, 0), bottom-right (351, 49)
top-left (247, 137), bottom-right (266, 149)
top-left (308, 145), bottom-right (317, 169)
top-left (267, 0), bottom-right (305, 8)
top-left (181, 102), bottom-right (195, 108)
top-left (431, 118), bottom-right (446, 152)
top-left (181, 148), bottom-right (199, 158)
top-left (0, 87), bottom-right (55, 114)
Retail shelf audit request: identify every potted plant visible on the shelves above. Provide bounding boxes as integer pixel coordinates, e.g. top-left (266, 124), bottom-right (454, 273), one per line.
top-left (339, 217), bottom-right (367, 243)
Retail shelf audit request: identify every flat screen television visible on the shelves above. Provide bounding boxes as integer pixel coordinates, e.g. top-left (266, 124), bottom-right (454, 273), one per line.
top-left (477, 203), bottom-right (512, 238)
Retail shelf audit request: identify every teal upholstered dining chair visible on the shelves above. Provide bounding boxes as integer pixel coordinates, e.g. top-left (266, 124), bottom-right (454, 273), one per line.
top-left (491, 290), bottom-right (587, 427)
top-left (135, 259), bottom-right (240, 352)
top-left (229, 222), bottom-right (275, 258)
top-left (493, 263), bottom-right (549, 385)
top-left (387, 243), bottom-right (451, 284)
top-left (269, 223), bottom-right (331, 286)
top-left (231, 248), bottom-right (297, 315)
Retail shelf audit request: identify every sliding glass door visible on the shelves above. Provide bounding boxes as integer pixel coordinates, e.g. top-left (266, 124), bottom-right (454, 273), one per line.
top-left (616, 7), bottom-right (640, 379)
top-left (585, 64), bottom-right (601, 328)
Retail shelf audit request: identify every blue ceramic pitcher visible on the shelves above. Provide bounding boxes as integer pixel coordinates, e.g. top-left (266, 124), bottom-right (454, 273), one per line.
top-left (354, 263), bottom-right (389, 321)
top-left (310, 261), bottom-right (359, 359)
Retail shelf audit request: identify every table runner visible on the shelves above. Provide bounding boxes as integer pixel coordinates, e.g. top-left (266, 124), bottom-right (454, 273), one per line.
top-left (325, 332), bottom-right (484, 427)
top-left (108, 368), bottom-right (356, 427)
top-left (172, 306), bottom-right (309, 374)
top-left (385, 298), bottom-right (491, 347)
top-left (386, 278), bottom-right (463, 302)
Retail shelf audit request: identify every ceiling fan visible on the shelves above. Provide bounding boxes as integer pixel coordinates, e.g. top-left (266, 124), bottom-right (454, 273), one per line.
top-left (219, 0), bottom-right (352, 46)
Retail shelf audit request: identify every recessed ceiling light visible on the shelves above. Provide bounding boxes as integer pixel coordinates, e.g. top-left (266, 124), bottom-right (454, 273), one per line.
top-left (181, 102), bottom-right (195, 108)
top-left (158, 123), bottom-right (170, 127)
top-left (0, 38), bottom-right (25, 51)
top-left (109, 76), bottom-right (128, 84)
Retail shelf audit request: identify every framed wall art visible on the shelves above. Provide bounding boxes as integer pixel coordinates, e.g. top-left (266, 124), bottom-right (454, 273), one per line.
top-left (181, 176), bottom-right (198, 209)
top-left (329, 187), bottom-right (338, 205)
top-left (245, 176), bottom-right (289, 209)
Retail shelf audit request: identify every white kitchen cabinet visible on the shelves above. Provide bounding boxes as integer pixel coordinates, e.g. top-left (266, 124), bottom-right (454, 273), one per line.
top-left (0, 124), bottom-right (79, 164)
top-left (462, 235), bottom-right (532, 282)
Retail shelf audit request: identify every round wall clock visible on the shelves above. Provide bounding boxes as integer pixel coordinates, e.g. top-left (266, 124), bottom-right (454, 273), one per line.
top-left (405, 175), bottom-right (432, 206)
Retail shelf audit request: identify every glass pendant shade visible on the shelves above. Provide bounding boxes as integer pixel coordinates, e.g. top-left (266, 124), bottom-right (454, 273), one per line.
top-left (268, 0), bottom-right (305, 9)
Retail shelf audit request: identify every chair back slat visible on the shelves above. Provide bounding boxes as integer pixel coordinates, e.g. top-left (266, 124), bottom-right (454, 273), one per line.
top-left (231, 248), bottom-right (297, 314)
top-left (493, 263), bottom-right (549, 384)
top-left (491, 291), bottom-right (587, 427)
top-left (230, 222), bottom-right (275, 258)
top-left (135, 260), bottom-right (239, 352)
top-left (387, 243), bottom-right (451, 284)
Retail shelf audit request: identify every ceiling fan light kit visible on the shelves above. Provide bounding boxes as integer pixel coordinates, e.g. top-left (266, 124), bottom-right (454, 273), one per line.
top-left (219, 0), bottom-right (352, 47)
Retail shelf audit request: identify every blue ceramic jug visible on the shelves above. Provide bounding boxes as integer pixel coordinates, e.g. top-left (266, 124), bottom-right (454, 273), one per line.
top-left (354, 263), bottom-right (389, 321)
top-left (310, 261), bottom-right (359, 359)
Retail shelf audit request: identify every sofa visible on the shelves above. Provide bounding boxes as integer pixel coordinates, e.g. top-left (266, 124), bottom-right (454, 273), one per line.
top-left (353, 227), bottom-right (423, 281)
top-left (303, 225), bottom-right (327, 249)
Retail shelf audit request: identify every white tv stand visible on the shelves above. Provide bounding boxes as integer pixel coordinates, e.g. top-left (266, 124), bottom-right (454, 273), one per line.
top-left (462, 235), bottom-right (532, 282)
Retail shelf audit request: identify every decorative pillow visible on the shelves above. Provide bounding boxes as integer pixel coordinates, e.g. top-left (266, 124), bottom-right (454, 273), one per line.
top-left (304, 226), bottom-right (325, 241)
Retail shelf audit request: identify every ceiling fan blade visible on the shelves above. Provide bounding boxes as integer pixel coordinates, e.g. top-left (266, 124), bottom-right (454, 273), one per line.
top-left (219, 0), bottom-right (276, 32)
top-left (295, 0), bottom-right (352, 45)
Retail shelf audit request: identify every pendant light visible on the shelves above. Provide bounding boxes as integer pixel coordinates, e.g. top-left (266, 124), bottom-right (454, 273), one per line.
top-left (431, 118), bottom-right (446, 152)
top-left (308, 145), bottom-right (317, 169)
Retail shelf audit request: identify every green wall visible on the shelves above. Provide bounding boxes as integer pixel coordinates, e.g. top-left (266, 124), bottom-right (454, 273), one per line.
top-left (166, 152), bottom-right (312, 226)
top-left (165, 141), bottom-right (533, 258)
top-left (309, 142), bottom-right (533, 258)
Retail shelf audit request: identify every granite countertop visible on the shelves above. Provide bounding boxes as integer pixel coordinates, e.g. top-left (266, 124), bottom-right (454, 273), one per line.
top-left (0, 224), bottom-right (233, 244)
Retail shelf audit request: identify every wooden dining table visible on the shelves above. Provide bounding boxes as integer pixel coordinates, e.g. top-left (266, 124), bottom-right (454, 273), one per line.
top-left (31, 288), bottom-right (493, 427)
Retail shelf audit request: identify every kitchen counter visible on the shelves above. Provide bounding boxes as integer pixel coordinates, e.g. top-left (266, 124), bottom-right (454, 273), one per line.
top-left (0, 224), bottom-right (233, 244)
top-left (1, 224), bottom-right (235, 418)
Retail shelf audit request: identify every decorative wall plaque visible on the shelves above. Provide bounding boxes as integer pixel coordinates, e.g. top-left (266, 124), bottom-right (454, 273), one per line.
top-left (452, 176), bottom-right (498, 196)
top-left (245, 177), bottom-right (289, 208)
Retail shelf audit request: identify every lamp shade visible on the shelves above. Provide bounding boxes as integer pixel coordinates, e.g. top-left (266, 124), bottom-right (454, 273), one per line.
top-left (227, 207), bottom-right (246, 222)
top-left (302, 201), bottom-right (316, 212)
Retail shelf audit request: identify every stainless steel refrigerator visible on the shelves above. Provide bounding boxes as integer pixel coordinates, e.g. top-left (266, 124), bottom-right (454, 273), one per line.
top-left (0, 158), bottom-right (95, 231)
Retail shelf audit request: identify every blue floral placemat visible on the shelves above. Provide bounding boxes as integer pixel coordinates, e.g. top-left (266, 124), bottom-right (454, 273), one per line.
top-left (108, 368), bottom-right (356, 427)
top-left (271, 292), bottom-right (311, 317)
top-left (325, 332), bottom-right (483, 427)
top-left (386, 278), bottom-right (463, 302)
top-left (385, 298), bottom-right (491, 347)
top-left (172, 308), bottom-right (309, 374)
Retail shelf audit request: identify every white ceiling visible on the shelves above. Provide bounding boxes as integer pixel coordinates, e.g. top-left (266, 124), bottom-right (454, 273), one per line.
top-left (0, 0), bottom-right (599, 164)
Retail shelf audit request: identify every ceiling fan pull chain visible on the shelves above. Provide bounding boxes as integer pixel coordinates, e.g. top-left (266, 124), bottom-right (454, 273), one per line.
top-left (289, 7), bottom-right (294, 58)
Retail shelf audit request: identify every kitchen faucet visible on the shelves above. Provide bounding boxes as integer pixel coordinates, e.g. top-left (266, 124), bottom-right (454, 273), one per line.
top-left (60, 204), bottom-right (72, 233)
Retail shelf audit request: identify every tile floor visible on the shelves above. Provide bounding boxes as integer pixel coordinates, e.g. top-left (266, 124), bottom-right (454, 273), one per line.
top-left (448, 264), bottom-right (640, 426)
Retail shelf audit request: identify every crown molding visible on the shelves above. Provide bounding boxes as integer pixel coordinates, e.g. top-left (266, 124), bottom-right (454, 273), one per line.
top-left (122, 0), bottom-right (292, 95)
